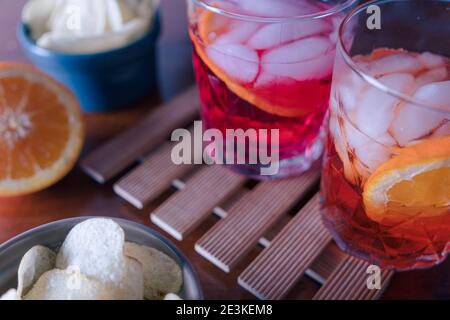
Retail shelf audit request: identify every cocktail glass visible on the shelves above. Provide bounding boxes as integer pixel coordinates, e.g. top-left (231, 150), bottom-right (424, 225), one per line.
top-left (187, 0), bottom-right (356, 178)
top-left (321, 0), bottom-right (450, 270)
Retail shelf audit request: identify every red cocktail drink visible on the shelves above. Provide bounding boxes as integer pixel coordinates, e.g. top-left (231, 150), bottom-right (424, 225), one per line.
top-left (188, 0), bottom-right (355, 178)
top-left (321, 0), bottom-right (450, 270)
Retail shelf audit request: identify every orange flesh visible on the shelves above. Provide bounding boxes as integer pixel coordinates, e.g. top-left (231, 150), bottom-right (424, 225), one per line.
top-left (388, 167), bottom-right (450, 209)
top-left (0, 64), bottom-right (83, 196)
top-left (363, 137), bottom-right (450, 222)
top-left (0, 77), bottom-right (70, 177)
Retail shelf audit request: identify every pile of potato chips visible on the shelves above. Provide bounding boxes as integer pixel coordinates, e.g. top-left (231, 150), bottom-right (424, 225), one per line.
top-left (0, 218), bottom-right (183, 300)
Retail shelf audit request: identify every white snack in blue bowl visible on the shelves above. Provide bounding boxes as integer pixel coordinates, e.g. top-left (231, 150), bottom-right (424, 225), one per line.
top-left (23, 0), bottom-right (159, 54)
top-left (0, 217), bottom-right (202, 300)
top-left (18, 0), bottom-right (162, 112)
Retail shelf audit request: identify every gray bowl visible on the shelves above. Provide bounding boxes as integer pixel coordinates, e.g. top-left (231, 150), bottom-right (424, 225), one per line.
top-left (0, 217), bottom-right (202, 300)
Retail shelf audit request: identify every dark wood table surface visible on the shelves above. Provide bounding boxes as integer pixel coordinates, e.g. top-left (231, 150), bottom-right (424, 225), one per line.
top-left (0, 0), bottom-right (449, 300)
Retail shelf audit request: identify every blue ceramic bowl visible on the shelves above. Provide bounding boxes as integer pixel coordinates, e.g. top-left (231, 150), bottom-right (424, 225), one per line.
top-left (0, 217), bottom-right (203, 300)
top-left (17, 14), bottom-right (161, 112)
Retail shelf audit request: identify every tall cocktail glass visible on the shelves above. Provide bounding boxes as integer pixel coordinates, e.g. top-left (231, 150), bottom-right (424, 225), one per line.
top-left (322, 0), bottom-right (450, 270)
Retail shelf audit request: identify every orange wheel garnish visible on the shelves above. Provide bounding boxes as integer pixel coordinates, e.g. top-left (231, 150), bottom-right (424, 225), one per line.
top-left (363, 136), bottom-right (450, 224)
top-left (0, 63), bottom-right (84, 196)
top-left (355, 47), bottom-right (406, 62)
top-left (197, 5), bottom-right (229, 46)
top-left (192, 10), bottom-right (312, 118)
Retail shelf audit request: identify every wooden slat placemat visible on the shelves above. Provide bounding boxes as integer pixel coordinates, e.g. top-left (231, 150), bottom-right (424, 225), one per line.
top-left (313, 256), bottom-right (394, 300)
top-left (151, 166), bottom-right (247, 240)
top-left (308, 242), bottom-right (347, 284)
top-left (114, 142), bottom-right (193, 209)
top-left (195, 169), bottom-right (320, 273)
top-left (81, 86), bottom-right (394, 300)
top-left (81, 87), bottom-right (199, 183)
top-left (238, 194), bottom-right (331, 300)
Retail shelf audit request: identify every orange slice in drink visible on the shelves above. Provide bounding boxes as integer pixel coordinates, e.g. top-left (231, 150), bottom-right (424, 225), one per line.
top-left (0, 63), bottom-right (84, 196)
top-left (355, 47), bottom-right (406, 62)
top-left (197, 6), bottom-right (230, 46)
top-left (192, 10), bottom-right (314, 118)
top-left (363, 136), bottom-right (450, 224)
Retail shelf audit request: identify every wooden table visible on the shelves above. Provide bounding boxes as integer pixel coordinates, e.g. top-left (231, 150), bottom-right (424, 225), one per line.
top-left (1, 0), bottom-right (449, 300)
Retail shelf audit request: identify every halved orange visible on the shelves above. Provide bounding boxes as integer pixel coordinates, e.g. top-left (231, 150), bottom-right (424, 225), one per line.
top-left (192, 9), bottom-right (314, 118)
top-left (0, 63), bottom-right (84, 196)
top-left (363, 136), bottom-right (450, 224)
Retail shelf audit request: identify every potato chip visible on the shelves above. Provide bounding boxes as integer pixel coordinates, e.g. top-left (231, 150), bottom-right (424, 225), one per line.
top-left (22, 0), bottom-right (56, 40)
top-left (124, 242), bottom-right (183, 300)
top-left (164, 293), bottom-right (182, 300)
top-left (24, 269), bottom-right (113, 300)
top-left (114, 257), bottom-right (144, 300)
top-left (17, 245), bottom-right (56, 297)
top-left (0, 289), bottom-right (20, 300)
top-left (56, 218), bottom-right (126, 284)
top-left (6, 218), bottom-right (185, 300)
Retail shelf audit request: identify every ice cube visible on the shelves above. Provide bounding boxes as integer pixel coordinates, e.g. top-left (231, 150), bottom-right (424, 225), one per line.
top-left (332, 56), bottom-right (367, 115)
top-left (431, 121), bottom-right (450, 138)
top-left (414, 80), bottom-right (450, 111)
top-left (354, 140), bottom-right (391, 174)
top-left (262, 36), bottom-right (331, 64)
top-left (391, 104), bottom-right (447, 146)
top-left (253, 72), bottom-right (294, 88)
top-left (238, 0), bottom-right (318, 18)
top-left (259, 36), bottom-right (333, 81)
top-left (247, 19), bottom-right (332, 50)
top-left (259, 48), bottom-right (334, 83)
top-left (418, 52), bottom-right (446, 69)
top-left (339, 85), bottom-right (360, 114)
top-left (215, 20), bottom-right (261, 45)
top-left (296, 50), bottom-right (335, 81)
top-left (343, 112), bottom-right (394, 175)
top-left (343, 119), bottom-right (391, 172)
top-left (365, 53), bottom-right (423, 77)
top-left (344, 119), bottom-right (371, 151)
top-left (206, 43), bottom-right (259, 83)
top-left (376, 133), bottom-right (397, 146)
top-left (338, 71), bottom-right (367, 114)
top-left (390, 81), bottom-right (450, 146)
top-left (414, 67), bottom-right (448, 89)
top-left (355, 73), bottom-right (415, 139)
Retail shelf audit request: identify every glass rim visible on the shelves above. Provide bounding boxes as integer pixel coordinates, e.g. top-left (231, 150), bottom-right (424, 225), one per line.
top-left (190, 0), bottom-right (359, 23)
top-left (338, 0), bottom-right (450, 115)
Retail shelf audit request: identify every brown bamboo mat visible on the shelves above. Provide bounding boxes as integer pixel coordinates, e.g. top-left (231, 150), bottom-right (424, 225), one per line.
top-left (81, 86), bottom-right (394, 300)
